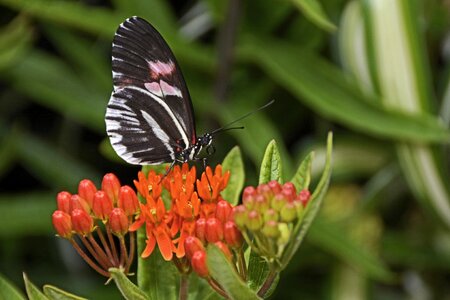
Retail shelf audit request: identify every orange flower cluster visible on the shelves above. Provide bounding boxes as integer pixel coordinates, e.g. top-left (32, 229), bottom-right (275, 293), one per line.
top-left (131, 163), bottom-right (231, 261)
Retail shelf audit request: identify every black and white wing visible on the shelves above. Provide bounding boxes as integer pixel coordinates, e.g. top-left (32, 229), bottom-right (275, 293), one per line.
top-left (106, 16), bottom-right (197, 165)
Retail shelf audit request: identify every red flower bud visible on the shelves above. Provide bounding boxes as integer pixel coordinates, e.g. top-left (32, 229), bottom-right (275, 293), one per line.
top-left (92, 191), bottom-right (113, 221)
top-left (101, 173), bottom-right (121, 204)
top-left (257, 184), bottom-right (272, 197)
top-left (71, 209), bottom-right (93, 235)
top-left (282, 182), bottom-right (297, 201)
top-left (215, 200), bottom-right (232, 223)
top-left (70, 195), bottom-right (90, 213)
top-left (118, 185), bottom-right (139, 216)
top-left (280, 202), bottom-right (297, 222)
top-left (243, 186), bottom-right (256, 199)
top-left (214, 241), bottom-right (232, 261)
top-left (78, 179), bottom-right (97, 207)
top-left (205, 217), bottom-right (223, 243)
top-left (52, 210), bottom-right (72, 238)
top-left (191, 250), bottom-right (209, 278)
top-left (298, 189), bottom-right (311, 207)
top-left (268, 180), bottom-right (281, 194)
top-left (246, 210), bottom-right (263, 230)
top-left (56, 191), bottom-right (71, 213)
top-left (109, 208), bottom-right (129, 236)
top-left (184, 236), bottom-right (205, 260)
top-left (243, 194), bottom-right (255, 210)
top-left (195, 218), bottom-right (206, 243)
top-left (224, 221), bottom-right (243, 248)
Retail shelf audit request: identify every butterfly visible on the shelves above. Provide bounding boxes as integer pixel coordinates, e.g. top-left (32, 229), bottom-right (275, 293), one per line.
top-left (105, 16), bottom-right (214, 169)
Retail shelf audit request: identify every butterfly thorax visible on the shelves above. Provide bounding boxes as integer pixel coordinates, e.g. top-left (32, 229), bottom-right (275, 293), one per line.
top-left (176, 133), bottom-right (213, 163)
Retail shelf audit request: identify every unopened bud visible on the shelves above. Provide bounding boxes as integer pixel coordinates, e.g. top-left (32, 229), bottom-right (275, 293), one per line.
top-left (246, 210), bottom-right (263, 231)
top-left (52, 210), bottom-right (72, 238)
top-left (92, 191), bottom-right (113, 221)
top-left (78, 179), bottom-right (97, 207)
top-left (216, 200), bottom-right (232, 223)
top-left (232, 205), bottom-right (247, 228)
top-left (191, 250), bottom-right (209, 278)
top-left (282, 182), bottom-right (296, 202)
top-left (224, 221), bottom-right (243, 248)
top-left (263, 208), bottom-right (279, 222)
top-left (118, 185), bottom-right (139, 216)
top-left (195, 218), bottom-right (206, 243)
top-left (71, 209), bottom-right (93, 235)
top-left (254, 194), bottom-right (269, 211)
top-left (261, 220), bottom-right (280, 238)
top-left (257, 184), bottom-right (273, 197)
top-left (205, 217), bottom-right (224, 243)
top-left (298, 189), bottom-right (311, 207)
top-left (278, 223), bottom-right (291, 245)
top-left (56, 191), bottom-right (71, 213)
top-left (280, 202), bottom-right (297, 222)
top-left (184, 236), bottom-right (205, 260)
top-left (214, 241), bottom-right (233, 261)
top-left (109, 208), bottom-right (129, 236)
top-left (271, 194), bottom-right (287, 211)
top-left (268, 180), bottom-right (281, 194)
top-left (102, 173), bottom-right (121, 204)
top-left (70, 195), bottom-right (90, 213)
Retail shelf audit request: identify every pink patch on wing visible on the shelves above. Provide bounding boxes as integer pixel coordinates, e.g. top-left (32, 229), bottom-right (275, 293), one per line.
top-left (160, 80), bottom-right (182, 97)
top-left (149, 60), bottom-right (175, 79)
top-left (145, 82), bottom-right (163, 97)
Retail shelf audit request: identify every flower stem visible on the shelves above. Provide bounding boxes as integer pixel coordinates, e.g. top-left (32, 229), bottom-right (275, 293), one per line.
top-left (237, 247), bottom-right (247, 280)
top-left (106, 226), bottom-right (119, 263)
top-left (179, 273), bottom-right (189, 300)
top-left (257, 266), bottom-right (278, 297)
top-left (79, 235), bottom-right (109, 269)
top-left (125, 231), bottom-right (135, 273)
top-left (208, 278), bottom-right (229, 299)
top-left (96, 226), bottom-right (116, 265)
top-left (70, 239), bottom-right (110, 277)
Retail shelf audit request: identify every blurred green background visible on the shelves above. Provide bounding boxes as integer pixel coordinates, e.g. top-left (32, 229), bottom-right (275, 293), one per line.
top-left (1, 0), bottom-right (450, 299)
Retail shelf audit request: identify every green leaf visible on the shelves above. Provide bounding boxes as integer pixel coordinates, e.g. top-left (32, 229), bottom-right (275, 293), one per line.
top-left (247, 251), bottom-right (269, 291)
top-left (290, 0), bottom-right (336, 32)
top-left (43, 285), bottom-right (87, 300)
top-left (0, 16), bottom-right (33, 70)
top-left (280, 132), bottom-right (333, 269)
top-left (137, 228), bottom-right (178, 300)
top-left (23, 274), bottom-right (48, 300)
top-left (0, 273), bottom-right (25, 300)
top-left (0, 192), bottom-right (54, 237)
top-left (110, 268), bottom-right (149, 300)
top-left (206, 245), bottom-right (261, 300)
top-left (238, 37), bottom-right (450, 143)
top-left (308, 218), bottom-right (394, 281)
top-left (221, 146), bottom-right (245, 205)
top-left (15, 131), bottom-right (100, 190)
top-left (259, 140), bottom-right (283, 184)
top-left (290, 152), bottom-right (314, 191)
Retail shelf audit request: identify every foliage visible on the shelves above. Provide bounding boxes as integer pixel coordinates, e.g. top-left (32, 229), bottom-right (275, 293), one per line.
top-left (0, 0), bottom-right (449, 299)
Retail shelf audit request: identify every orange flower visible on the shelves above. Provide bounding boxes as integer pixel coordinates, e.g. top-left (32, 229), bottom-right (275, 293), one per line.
top-left (196, 165), bottom-right (230, 217)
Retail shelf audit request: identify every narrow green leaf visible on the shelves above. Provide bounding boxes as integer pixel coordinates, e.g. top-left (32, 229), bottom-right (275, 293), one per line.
top-left (206, 245), bottom-right (261, 300)
top-left (238, 37), bottom-right (450, 143)
top-left (0, 16), bottom-right (33, 70)
top-left (137, 228), bottom-right (178, 300)
top-left (259, 140), bottom-right (283, 184)
top-left (0, 273), bottom-right (25, 300)
top-left (290, 0), bottom-right (337, 32)
top-left (290, 152), bottom-right (314, 191)
top-left (308, 219), bottom-right (394, 281)
top-left (110, 268), bottom-right (149, 300)
top-left (15, 131), bottom-right (100, 190)
top-left (280, 132), bottom-right (333, 269)
top-left (23, 274), bottom-right (48, 300)
top-left (0, 192), bottom-right (54, 237)
top-left (247, 251), bottom-right (269, 291)
top-left (43, 285), bottom-right (87, 300)
top-left (221, 146), bottom-right (245, 205)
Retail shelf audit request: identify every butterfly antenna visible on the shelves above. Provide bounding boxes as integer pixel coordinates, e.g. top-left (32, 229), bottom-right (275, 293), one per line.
top-left (211, 99), bottom-right (275, 135)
